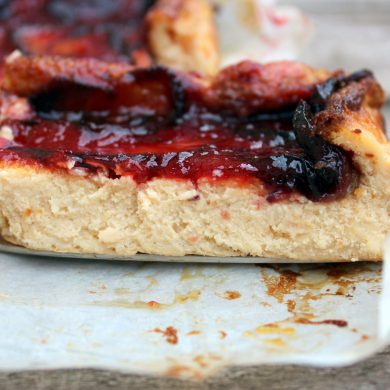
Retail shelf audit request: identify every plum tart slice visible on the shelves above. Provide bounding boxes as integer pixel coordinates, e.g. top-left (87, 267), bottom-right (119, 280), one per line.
top-left (0, 54), bottom-right (388, 261)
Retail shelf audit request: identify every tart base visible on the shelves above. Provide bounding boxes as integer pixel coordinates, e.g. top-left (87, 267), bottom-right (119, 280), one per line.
top-left (0, 56), bottom-right (388, 261)
top-left (0, 163), bottom-right (387, 261)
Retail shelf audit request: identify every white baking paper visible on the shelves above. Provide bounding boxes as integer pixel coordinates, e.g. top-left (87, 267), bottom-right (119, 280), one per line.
top-left (0, 244), bottom-right (389, 379)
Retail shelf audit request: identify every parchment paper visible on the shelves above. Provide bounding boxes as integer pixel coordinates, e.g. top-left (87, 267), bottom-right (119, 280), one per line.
top-left (0, 240), bottom-right (389, 379)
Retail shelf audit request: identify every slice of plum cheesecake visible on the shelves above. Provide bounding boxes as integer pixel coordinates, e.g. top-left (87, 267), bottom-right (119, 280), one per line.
top-left (0, 54), bottom-right (388, 260)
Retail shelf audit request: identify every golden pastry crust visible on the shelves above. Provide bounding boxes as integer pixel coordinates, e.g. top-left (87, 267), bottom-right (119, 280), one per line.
top-left (315, 77), bottom-right (389, 174)
top-left (146, 0), bottom-right (219, 75)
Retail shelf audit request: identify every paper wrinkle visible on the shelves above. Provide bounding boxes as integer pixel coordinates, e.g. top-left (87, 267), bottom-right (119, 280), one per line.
top-left (0, 250), bottom-right (388, 379)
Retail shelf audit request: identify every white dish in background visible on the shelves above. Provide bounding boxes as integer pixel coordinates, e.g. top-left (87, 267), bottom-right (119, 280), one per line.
top-left (212, 0), bottom-right (312, 66)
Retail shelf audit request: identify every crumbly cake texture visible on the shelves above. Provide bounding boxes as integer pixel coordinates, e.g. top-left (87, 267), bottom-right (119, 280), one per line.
top-left (0, 56), bottom-right (388, 261)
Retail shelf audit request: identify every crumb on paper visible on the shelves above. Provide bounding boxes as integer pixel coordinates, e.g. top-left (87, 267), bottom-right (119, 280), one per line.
top-left (153, 326), bottom-right (179, 345)
top-left (219, 330), bottom-right (227, 339)
top-left (220, 290), bottom-right (241, 300)
top-left (187, 330), bottom-right (201, 336)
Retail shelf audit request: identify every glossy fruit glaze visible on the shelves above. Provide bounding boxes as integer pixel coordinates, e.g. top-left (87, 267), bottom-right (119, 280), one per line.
top-left (0, 0), bottom-right (154, 68)
top-left (0, 61), bottom-right (359, 202)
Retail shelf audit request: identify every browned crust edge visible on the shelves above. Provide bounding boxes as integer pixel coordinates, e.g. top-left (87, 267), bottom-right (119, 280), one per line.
top-left (145, 0), bottom-right (219, 75)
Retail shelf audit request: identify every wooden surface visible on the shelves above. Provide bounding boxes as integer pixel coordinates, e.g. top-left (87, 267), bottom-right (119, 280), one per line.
top-left (0, 347), bottom-right (390, 390)
top-left (1, 3), bottom-right (389, 389)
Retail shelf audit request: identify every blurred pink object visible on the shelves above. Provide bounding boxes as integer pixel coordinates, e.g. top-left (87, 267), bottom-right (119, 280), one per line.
top-left (211, 0), bottom-right (313, 66)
